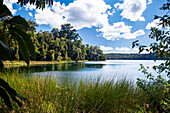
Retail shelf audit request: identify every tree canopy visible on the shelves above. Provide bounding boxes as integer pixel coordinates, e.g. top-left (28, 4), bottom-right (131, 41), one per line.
top-left (9, 20), bottom-right (106, 62)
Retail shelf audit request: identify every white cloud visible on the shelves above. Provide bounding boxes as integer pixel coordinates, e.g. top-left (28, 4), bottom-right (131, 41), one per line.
top-left (100, 45), bottom-right (113, 51)
top-left (107, 9), bottom-right (115, 16)
top-left (115, 47), bottom-right (138, 52)
top-left (146, 19), bottom-right (162, 29)
top-left (147, 0), bottom-right (152, 5)
top-left (33, 0), bottom-right (111, 29)
top-left (114, 0), bottom-right (147, 21)
top-left (28, 12), bottom-right (33, 17)
top-left (97, 22), bottom-right (145, 40)
top-left (11, 0), bottom-right (145, 41)
top-left (114, 3), bottom-right (121, 9)
top-left (25, 3), bottom-right (36, 11)
top-left (35, 5), bottom-right (67, 28)
top-left (139, 17), bottom-right (145, 21)
top-left (4, 0), bottom-right (18, 14)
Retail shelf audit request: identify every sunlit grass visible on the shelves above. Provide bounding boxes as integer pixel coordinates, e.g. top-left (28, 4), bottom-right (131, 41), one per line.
top-left (0, 70), bottom-right (149, 112)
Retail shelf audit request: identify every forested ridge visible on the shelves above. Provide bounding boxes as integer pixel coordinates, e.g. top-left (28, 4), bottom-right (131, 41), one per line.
top-left (105, 53), bottom-right (161, 60)
top-left (5, 20), bottom-right (106, 62)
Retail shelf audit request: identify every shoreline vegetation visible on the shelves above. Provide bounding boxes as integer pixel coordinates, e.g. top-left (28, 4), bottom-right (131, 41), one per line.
top-left (3, 60), bottom-right (88, 68)
top-left (0, 66), bottom-right (167, 112)
top-left (0, 71), bottom-right (150, 112)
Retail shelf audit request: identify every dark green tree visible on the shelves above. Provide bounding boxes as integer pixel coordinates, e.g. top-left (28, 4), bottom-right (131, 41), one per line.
top-left (51, 28), bottom-right (59, 39)
top-left (59, 23), bottom-right (82, 40)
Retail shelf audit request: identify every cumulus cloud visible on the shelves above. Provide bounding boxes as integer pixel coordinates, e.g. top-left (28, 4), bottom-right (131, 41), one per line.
top-left (4, 0), bottom-right (18, 14)
top-left (97, 22), bottom-right (145, 40)
top-left (33, 0), bottom-right (111, 29)
top-left (35, 4), bottom-right (67, 28)
top-left (107, 9), bottom-right (115, 16)
top-left (115, 47), bottom-right (138, 52)
top-left (114, 0), bottom-right (147, 21)
top-left (7, 0), bottom-right (145, 41)
top-left (147, 0), bottom-right (152, 5)
top-left (28, 12), bottom-right (33, 17)
top-left (146, 19), bottom-right (162, 29)
top-left (100, 45), bottom-right (113, 51)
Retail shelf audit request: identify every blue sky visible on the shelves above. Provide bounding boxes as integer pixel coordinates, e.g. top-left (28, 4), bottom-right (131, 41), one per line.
top-left (4, 0), bottom-right (167, 53)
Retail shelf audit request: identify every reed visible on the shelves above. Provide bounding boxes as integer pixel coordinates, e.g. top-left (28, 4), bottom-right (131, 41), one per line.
top-left (0, 71), bottom-right (149, 112)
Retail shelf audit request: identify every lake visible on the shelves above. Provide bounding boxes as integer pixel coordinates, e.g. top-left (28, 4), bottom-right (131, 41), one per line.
top-left (10, 60), bottom-right (166, 82)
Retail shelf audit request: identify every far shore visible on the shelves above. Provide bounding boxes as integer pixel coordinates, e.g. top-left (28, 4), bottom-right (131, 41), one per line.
top-left (3, 60), bottom-right (88, 68)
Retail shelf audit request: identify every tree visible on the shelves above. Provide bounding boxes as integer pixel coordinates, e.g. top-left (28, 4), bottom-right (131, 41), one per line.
top-left (59, 23), bottom-right (82, 40)
top-left (132, 0), bottom-right (170, 112)
top-left (51, 28), bottom-right (59, 39)
top-left (27, 19), bottom-right (38, 32)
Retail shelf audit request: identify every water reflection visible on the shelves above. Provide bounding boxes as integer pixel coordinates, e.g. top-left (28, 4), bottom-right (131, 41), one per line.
top-left (4, 60), bottom-right (166, 82)
top-left (5, 63), bottom-right (106, 73)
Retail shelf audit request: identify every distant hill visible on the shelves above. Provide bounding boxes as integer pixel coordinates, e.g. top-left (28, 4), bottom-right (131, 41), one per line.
top-left (105, 53), bottom-right (160, 60)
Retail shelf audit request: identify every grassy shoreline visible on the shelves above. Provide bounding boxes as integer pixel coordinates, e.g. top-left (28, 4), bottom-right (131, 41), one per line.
top-left (0, 71), bottom-right (150, 112)
top-left (3, 60), bottom-right (88, 68)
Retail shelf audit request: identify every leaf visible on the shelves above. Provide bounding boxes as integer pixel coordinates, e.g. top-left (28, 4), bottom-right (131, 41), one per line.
top-left (5, 16), bottom-right (29, 31)
top-left (0, 78), bottom-right (24, 108)
top-left (0, 87), bottom-right (12, 109)
top-left (0, 59), bottom-right (4, 69)
top-left (17, 0), bottom-right (53, 9)
top-left (16, 94), bottom-right (26, 101)
top-left (132, 40), bottom-right (139, 48)
top-left (154, 15), bottom-right (159, 19)
top-left (0, 41), bottom-right (15, 60)
top-left (10, 26), bottom-right (36, 58)
top-left (0, 5), bottom-right (12, 18)
top-left (154, 55), bottom-right (159, 61)
top-left (10, 94), bottom-right (22, 107)
top-left (10, 30), bottom-right (30, 65)
top-left (0, 78), bottom-right (16, 97)
top-left (0, 0), bottom-right (3, 5)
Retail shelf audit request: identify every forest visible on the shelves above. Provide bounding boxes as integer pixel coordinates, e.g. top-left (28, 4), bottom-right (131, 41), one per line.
top-left (3, 20), bottom-right (106, 62)
top-left (105, 53), bottom-right (161, 60)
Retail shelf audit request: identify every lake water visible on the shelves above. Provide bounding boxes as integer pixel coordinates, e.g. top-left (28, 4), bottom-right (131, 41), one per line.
top-left (11, 60), bottom-right (167, 82)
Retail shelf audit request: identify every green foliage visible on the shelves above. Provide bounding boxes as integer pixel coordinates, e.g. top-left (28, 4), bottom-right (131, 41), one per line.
top-left (17, 0), bottom-right (53, 9)
top-left (0, 41), bottom-right (15, 68)
top-left (0, 78), bottom-right (26, 109)
top-left (59, 23), bottom-right (82, 40)
top-left (132, 0), bottom-right (170, 112)
top-left (6, 16), bottom-right (36, 64)
top-left (0, 5), bottom-right (12, 18)
top-left (137, 65), bottom-right (169, 112)
top-left (0, 71), bottom-right (149, 112)
top-left (6, 19), bottom-right (106, 62)
top-left (1, 16), bottom-right (36, 67)
top-left (18, 22), bottom-right (106, 62)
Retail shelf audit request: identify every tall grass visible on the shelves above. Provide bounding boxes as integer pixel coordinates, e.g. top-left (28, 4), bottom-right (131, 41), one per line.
top-left (0, 71), bottom-right (148, 112)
